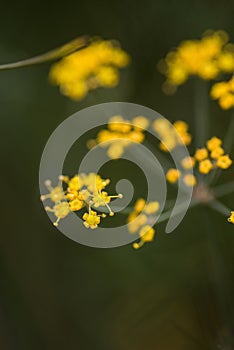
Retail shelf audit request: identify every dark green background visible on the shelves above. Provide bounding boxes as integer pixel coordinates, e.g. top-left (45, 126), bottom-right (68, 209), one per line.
top-left (1, 0), bottom-right (234, 349)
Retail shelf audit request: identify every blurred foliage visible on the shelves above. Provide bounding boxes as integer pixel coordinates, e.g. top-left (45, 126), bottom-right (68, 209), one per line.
top-left (0, 0), bottom-right (234, 349)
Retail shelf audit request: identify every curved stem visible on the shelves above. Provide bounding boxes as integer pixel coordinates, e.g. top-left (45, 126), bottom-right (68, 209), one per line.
top-left (0, 35), bottom-right (90, 71)
top-left (213, 181), bottom-right (234, 198)
top-left (208, 199), bottom-right (230, 216)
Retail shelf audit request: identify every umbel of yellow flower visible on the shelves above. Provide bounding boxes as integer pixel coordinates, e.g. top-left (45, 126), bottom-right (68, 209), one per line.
top-left (152, 119), bottom-right (192, 152)
top-left (166, 134), bottom-right (232, 188)
top-left (49, 39), bottom-right (130, 101)
top-left (228, 211), bottom-right (234, 224)
top-left (41, 173), bottom-right (122, 228)
top-left (159, 30), bottom-right (234, 93)
top-left (210, 75), bottom-right (234, 109)
top-left (194, 136), bottom-right (232, 174)
top-left (88, 115), bottom-right (149, 159)
top-left (127, 198), bottom-right (160, 249)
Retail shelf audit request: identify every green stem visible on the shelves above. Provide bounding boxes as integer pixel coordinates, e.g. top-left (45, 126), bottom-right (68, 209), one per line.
top-left (223, 112), bottom-right (234, 152)
top-left (0, 36), bottom-right (90, 71)
top-left (208, 113), bottom-right (234, 186)
top-left (194, 78), bottom-right (209, 148)
top-left (213, 181), bottom-right (234, 198)
top-left (208, 199), bottom-right (230, 216)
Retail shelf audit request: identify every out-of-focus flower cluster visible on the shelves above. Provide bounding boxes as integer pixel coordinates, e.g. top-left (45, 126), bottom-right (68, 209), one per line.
top-left (40, 173), bottom-right (122, 228)
top-left (88, 115), bottom-right (149, 159)
top-left (152, 119), bottom-right (192, 151)
top-left (49, 39), bottom-right (130, 101)
top-left (211, 75), bottom-right (234, 109)
top-left (127, 198), bottom-right (160, 249)
top-left (159, 30), bottom-right (234, 94)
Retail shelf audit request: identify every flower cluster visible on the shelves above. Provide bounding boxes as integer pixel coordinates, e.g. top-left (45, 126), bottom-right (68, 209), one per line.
top-left (159, 30), bottom-right (234, 93)
top-left (211, 75), bottom-right (234, 109)
top-left (88, 115), bottom-right (149, 159)
top-left (40, 173), bottom-right (122, 228)
top-left (166, 136), bottom-right (233, 187)
top-left (228, 211), bottom-right (234, 224)
top-left (152, 119), bottom-right (192, 151)
top-left (127, 198), bottom-right (160, 249)
top-left (195, 137), bottom-right (232, 173)
top-left (49, 40), bottom-right (130, 101)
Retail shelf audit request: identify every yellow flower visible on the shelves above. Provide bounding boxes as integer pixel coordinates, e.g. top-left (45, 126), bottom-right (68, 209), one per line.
top-left (211, 75), bottom-right (234, 110)
top-left (69, 198), bottom-right (84, 211)
top-left (45, 202), bottom-right (70, 227)
top-left (206, 137), bottom-right (222, 151)
top-left (218, 52), bottom-right (234, 72)
top-left (89, 114), bottom-right (147, 159)
top-left (173, 120), bottom-right (189, 133)
top-left (194, 148), bottom-right (208, 161)
top-left (160, 30), bottom-right (233, 91)
top-left (133, 225), bottom-right (156, 249)
top-left (134, 198), bottom-right (146, 213)
top-left (199, 159), bottom-right (213, 174)
top-left (83, 210), bottom-right (101, 229)
top-left (216, 155), bottom-right (233, 169)
top-left (183, 174), bottom-right (197, 187)
top-left (132, 116), bottom-right (149, 130)
top-left (144, 201), bottom-right (160, 214)
top-left (166, 168), bottom-right (181, 183)
top-left (40, 180), bottom-right (65, 203)
top-left (41, 173), bottom-right (122, 228)
top-left (127, 198), bottom-right (160, 247)
top-left (181, 156), bottom-right (196, 169)
top-left (228, 211), bottom-right (234, 224)
top-left (210, 147), bottom-right (224, 159)
top-left (49, 39), bottom-right (130, 100)
top-left (128, 214), bottom-right (147, 233)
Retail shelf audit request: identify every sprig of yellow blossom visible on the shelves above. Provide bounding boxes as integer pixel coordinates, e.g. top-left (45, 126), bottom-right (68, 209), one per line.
top-left (87, 115), bottom-right (149, 159)
top-left (152, 118), bottom-right (192, 152)
top-left (40, 173), bottom-right (123, 228)
top-left (166, 136), bottom-right (233, 187)
top-left (49, 39), bottom-right (130, 101)
top-left (211, 75), bottom-right (234, 109)
top-left (158, 30), bottom-right (234, 94)
top-left (127, 198), bottom-right (160, 249)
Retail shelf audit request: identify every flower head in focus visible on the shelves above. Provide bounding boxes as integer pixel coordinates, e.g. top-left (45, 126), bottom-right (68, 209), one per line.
top-left (41, 173), bottom-right (122, 228)
top-left (158, 30), bottom-right (234, 94)
top-left (87, 115), bottom-right (149, 159)
top-left (49, 39), bottom-right (130, 101)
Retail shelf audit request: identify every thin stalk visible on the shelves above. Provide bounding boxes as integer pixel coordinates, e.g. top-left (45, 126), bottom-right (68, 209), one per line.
top-left (212, 181), bottom-right (234, 198)
top-left (208, 199), bottom-right (230, 216)
top-left (0, 36), bottom-right (90, 71)
top-left (194, 78), bottom-right (209, 148)
top-left (223, 112), bottom-right (234, 152)
top-left (209, 112), bottom-right (234, 186)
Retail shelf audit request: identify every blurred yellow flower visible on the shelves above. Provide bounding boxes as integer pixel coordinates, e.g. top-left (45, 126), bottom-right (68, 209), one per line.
top-left (159, 30), bottom-right (234, 93)
top-left (152, 119), bottom-right (192, 152)
top-left (211, 76), bottom-right (234, 109)
top-left (127, 198), bottom-right (160, 249)
top-left (88, 115), bottom-right (148, 159)
top-left (49, 39), bottom-right (130, 100)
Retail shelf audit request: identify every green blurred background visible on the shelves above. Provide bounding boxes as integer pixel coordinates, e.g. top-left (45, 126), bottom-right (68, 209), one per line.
top-left (1, 0), bottom-right (234, 349)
